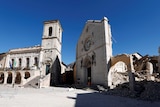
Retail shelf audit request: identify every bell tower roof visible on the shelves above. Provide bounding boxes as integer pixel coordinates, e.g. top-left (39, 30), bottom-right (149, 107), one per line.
top-left (44, 20), bottom-right (63, 31)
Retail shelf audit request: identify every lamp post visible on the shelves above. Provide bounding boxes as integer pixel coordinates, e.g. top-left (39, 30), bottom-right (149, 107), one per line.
top-left (158, 47), bottom-right (160, 73)
top-left (38, 69), bottom-right (41, 88)
top-left (12, 69), bottom-right (16, 88)
top-left (38, 62), bottom-right (44, 89)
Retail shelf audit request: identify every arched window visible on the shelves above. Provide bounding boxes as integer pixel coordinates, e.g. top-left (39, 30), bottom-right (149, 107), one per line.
top-left (19, 58), bottom-right (22, 68)
top-left (11, 59), bottom-right (14, 68)
top-left (34, 57), bottom-right (38, 66)
top-left (49, 27), bottom-right (52, 36)
top-left (26, 58), bottom-right (30, 68)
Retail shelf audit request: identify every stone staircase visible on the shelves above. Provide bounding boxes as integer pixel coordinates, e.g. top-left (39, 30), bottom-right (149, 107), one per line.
top-left (23, 76), bottom-right (40, 88)
top-left (40, 73), bottom-right (50, 88)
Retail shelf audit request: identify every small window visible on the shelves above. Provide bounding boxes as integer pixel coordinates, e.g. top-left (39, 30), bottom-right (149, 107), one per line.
top-left (49, 27), bottom-right (52, 36)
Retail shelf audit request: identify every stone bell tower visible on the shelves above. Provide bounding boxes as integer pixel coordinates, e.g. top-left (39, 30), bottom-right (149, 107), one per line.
top-left (40, 20), bottom-right (63, 86)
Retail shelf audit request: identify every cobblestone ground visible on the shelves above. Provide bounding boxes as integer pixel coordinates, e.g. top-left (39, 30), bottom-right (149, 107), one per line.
top-left (0, 85), bottom-right (159, 107)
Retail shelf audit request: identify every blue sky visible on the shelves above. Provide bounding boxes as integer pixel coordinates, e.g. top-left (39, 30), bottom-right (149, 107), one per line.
top-left (0, 0), bottom-right (160, 64)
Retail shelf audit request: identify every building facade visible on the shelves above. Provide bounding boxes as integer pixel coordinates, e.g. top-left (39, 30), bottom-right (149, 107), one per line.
top-left (76, 17), bottom-right (112, 87)
top-left (0, 20), bottom-right (65, 87)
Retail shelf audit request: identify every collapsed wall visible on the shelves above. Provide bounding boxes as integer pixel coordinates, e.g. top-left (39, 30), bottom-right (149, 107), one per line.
top-left (108, 54), bottom-right (133, 89)
top-left (107, 53), bottom-right (160, 101)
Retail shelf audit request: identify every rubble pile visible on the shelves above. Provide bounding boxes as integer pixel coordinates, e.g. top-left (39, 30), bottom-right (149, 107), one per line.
top-left (111, 72), bottom-right (129, 89)
top-left (106, 53), bottom-right (160, 101)
top-left (139, 80), bottom-right (160, 101)
top-left (106, 72), bottom-right (160, 101)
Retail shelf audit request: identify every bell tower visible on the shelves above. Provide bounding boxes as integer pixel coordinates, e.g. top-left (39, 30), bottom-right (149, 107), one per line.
top-left (41, 20), bottom-right (62, 61)
top-left (40, 20), bottom-right (63, 85)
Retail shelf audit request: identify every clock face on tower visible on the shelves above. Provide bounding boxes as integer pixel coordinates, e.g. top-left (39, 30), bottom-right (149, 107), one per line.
top-left (84, 38), bottom-right (91, 51)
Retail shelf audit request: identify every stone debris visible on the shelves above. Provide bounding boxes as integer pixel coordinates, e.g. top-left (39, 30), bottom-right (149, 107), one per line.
top-left (111, 72), bottom-right (129, 89)
top-left (106, 79), bottom-right (160, 101)
top-left (107, 53), bottom-right (160, 101)
top-left (68, 87), bottom-right (75, 91)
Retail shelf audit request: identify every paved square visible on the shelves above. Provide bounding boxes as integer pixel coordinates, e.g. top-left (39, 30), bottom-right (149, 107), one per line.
top-left (0, 85), bottom-right (159, 107)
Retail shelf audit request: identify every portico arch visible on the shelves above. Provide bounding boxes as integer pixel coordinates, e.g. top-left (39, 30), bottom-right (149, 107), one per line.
top-left (7, 72), bottom-right (12, 84)
top-left (24, 72), bottom-right (30, 79)
top-left (15, 72), bottom-right (21, 84)
top-left (0, 72), bottom-right (4, 84)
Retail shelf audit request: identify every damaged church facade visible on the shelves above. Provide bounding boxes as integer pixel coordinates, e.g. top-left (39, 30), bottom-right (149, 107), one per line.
top-left (0, 17), bottom-right (160, 88)
top-left (76, 17), bottom-right (160, 89)
top-left (76, 17), bottom-right (112, 87)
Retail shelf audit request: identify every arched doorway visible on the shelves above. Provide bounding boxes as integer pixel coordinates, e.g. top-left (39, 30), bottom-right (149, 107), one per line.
top-left (87, 67), bottom-right (91, 86)
top-left (7, 72), bottom-right (12, 84)
top-left (0, 72), bottom-right (4, 84)
top-left (46, 64), bottom-right (50, 75)
top-left (15, 72), bottom-right (21, 84)
top-left (24, 72), bottom-right (30, 79)
top-left (84, 56), bottom-right (92, 86)
top-left (44, 57), bottom-right (52, 75)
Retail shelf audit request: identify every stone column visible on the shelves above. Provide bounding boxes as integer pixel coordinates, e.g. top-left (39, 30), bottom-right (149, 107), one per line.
top-left (128, 71), bottom-right (135, 92)
top-left (129, 55), bottom-right (135, 72)
top-left (146, 62), bottom-right (153, 80)
top-left (12, 71), bottom-right (16, 87)
top-left (129, 55), bottom-right (135, 92)
top-left (39, 51), bottom-right (46, 75)
top-left (22, 57), bottom-right (26, 69)
top-left (3, 72), bottom-right (8, 85)
top-left (5, 54), bottom-right (10, 68)
top-left (20, 72), bottom-right (24, 86)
